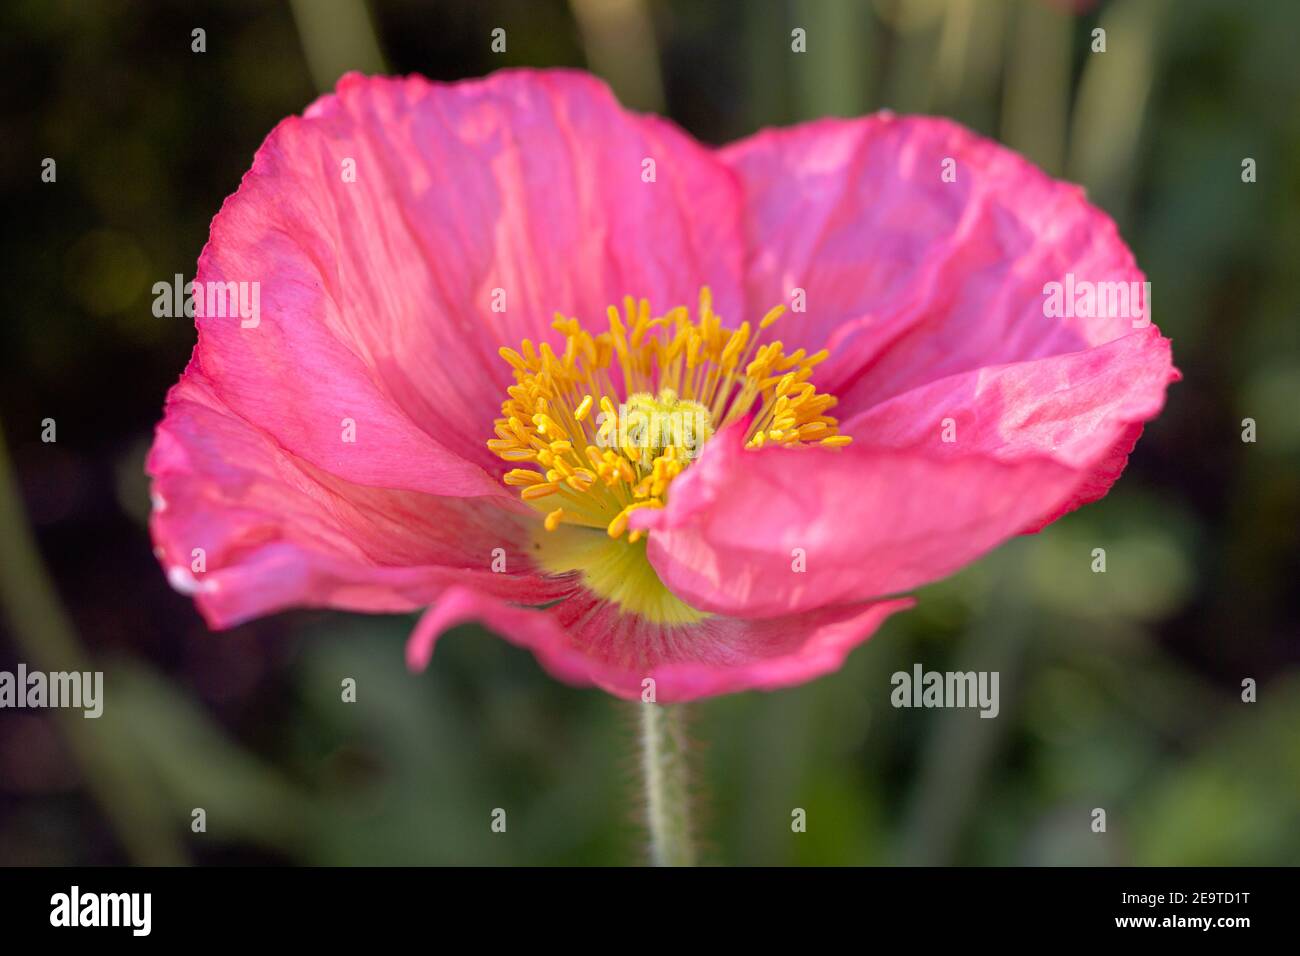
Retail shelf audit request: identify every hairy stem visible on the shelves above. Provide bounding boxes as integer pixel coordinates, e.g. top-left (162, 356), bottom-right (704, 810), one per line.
top-left (639, 701), bottom-right (695, 866)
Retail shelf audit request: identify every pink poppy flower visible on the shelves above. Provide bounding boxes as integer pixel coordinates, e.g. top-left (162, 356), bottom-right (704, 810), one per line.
top-left (148, 70), bottom-right (1177, 702)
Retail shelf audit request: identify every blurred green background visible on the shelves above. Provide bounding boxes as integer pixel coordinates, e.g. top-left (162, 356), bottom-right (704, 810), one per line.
top-left (1, 0), bottom-right (1297, 866)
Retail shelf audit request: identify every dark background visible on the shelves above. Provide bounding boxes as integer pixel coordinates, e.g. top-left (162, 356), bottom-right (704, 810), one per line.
top-left (1, 0), bottom-right (1297, 865)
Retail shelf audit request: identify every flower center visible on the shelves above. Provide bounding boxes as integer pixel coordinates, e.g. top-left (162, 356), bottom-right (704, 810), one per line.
top-left (487, 288), bottom-right (850, 622)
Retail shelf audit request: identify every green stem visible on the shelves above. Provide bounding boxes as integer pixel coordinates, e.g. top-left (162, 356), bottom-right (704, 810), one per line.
top-left (639, 701), bottom-right (695, 866)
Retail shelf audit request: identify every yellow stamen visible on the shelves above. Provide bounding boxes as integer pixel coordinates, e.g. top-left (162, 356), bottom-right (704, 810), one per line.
top-left (503, 468), bottom-right (545, 486)
top-left (488, 289), bottom-right (850, 541)
top-left (520, 482), bottom-right (559, 501)
top-left (759, 304), bottom-right (786, 329)
top-left (485, 290), bottom-right (850, 621)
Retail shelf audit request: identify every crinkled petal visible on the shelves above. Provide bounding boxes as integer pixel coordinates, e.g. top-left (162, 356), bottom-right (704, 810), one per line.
top-left (633, 425), bottom-right (1090, 618)
top-left (635, 115), bottom-right (1180, 617)
top-left (843, 326), bottom-right (1178, 526)
top-left (405, 583), bottom-right (913, 701)
top-left (720, 114), bottom-right (1166, 417)
top-left (635, 332), bottom-right (1175, 618)
top-left (148, 377), bottom-right (564, 628)
top-left (191, 69), bottom-right (744, 477)
top-left (636, 328), bottom-right (1175, 617)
